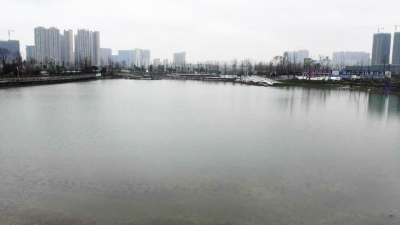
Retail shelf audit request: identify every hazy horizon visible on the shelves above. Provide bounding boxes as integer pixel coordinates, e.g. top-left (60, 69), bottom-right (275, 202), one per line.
top-left (2, 0), bottom-right (400, 62)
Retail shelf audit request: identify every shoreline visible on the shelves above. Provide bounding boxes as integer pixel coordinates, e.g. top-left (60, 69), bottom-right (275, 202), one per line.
top-left (276, 80), bottom-right (400, 96)
top-left (0, 74), bottom-right (103, 87)
top-left (1, 75), bottom-right (399, 96)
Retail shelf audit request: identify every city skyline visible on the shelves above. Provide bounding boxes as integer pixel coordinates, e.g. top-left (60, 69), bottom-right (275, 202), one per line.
top-left (15, 26), bottom-right (400, 64)
top-left (2, 0), bottom-right (400, 63)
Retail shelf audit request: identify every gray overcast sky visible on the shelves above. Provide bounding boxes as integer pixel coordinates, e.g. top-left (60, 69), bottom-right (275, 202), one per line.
top-left (1, 0), bottom-right (399, 62)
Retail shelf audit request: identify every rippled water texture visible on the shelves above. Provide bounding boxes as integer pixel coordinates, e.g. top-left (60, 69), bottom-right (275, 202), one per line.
top-left (1, 80), bottom-right (400, 225)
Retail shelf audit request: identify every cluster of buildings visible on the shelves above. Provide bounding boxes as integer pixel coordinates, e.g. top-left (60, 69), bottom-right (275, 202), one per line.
top-left (11, 27), bottom-right (400, 74)
top-left (283, 50), bottom-right (310, 64)
top-left (116, 49), bottom-right (151, 68)
top-left (20, 26), bottom-right (187, 70)
top-left (332, 52), bottom-right (370, 67)
top-left (26, 27), bottom-right (100, 68)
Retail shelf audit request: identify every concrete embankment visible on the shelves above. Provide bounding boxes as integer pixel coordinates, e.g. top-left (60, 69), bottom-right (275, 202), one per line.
top-left (0, 74), bottom-right (97, 86)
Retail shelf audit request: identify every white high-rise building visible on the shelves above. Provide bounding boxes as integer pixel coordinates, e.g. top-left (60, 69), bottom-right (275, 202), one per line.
top-left (173, 52), bottom-right (186, 67)
top-left (34, 26), bottom-right (61, 65)
top-left (153, 58), bottom-right (161, 68)
top-left (100, 48), bottom-right (112, 66)
top-left (48, 27), bottom-right (60, 65)
top-left (134, 48), bottom-right (142, 67)
top-left (283, 49), bottom-right (309, 65)
top-left (142, 49), bottom-right (150, 68)
top-left (90, 31), bottom-right (100, 66)
top-left (34, 27), bottom-right (47, 63)
top-left (26, 45), bottom-right (35, 61)
top-left (75, 29), bottom-right (91, 66)
top-left (63, 30), bottom-right (74, 67)
top-left (75, 29), bottom-right (100, 67)
top-left (111, 55), bottom-right (119, 63)
top-left (163, 59), bottom-right (169, 68)
top-left (118, 50), bottom-right (133, 68)
top-left (332, 51), bottom-right (370, 67)
top-left (117, 48), bottom-right (150, 68)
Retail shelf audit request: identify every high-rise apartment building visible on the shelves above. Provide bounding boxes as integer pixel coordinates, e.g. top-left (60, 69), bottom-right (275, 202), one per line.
top-left (60, 34), bottom-right (65, 64)
top-left (75, 29), bottom-right (100, 67)
top-left (332, 51), bottom-right (370, 67)
top-left (118, 48), bottom-right (151, 68)
top-left (392, 32), bottom-right (400, 65)
top-left (118, 50), bottom-right (133, 67)
top-left (90, 31), bottom-right (100, 66)
top-left (153, 58), bottom-right (161, 68)
top-left (26, 45), bottom-right (35, 61)
top-left (0, 40), bottom-right (20, 62)
top-left (134, 49), bottom-right (141, 67)
top-left (173, 52), bottom-right (186, 67)
top-left (34, 27), bottom-right (47, 63)
top-left (100, 48), bottom-right (112, 66)
top-left (62, 30), bottom-right (74, 67)
top-left (34, 27), bottom-right (61, 65)
top-left (142, 49), bottom-right (150, 68)
top-left (371, 33), bottom-right (391, 66)
top-left (75, 29), bottom-right (91, 66)
top-left (48, 27), bottom-right (61, 65)
top-left (163, 59), bottom-right (169, 68)
top-left (283, 49), bottom-right (309, 64)
top-left (111, 55), bottom-right (119, 63)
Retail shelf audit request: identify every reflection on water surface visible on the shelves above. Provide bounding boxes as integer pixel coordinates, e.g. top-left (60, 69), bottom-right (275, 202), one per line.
top-left (0, 80), bottom-right (400, 225)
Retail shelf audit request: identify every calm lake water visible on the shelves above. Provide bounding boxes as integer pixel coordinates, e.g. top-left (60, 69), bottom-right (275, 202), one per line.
top-left (1, 80), bottom-right (400, 225)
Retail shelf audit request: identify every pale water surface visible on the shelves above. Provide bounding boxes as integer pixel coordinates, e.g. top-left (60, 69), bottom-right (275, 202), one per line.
top-left (1, 80), bottom-right (400, 225)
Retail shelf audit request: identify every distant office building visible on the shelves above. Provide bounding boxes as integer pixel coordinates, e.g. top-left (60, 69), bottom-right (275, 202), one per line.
top-left (163, 59), bottom-right (169, 68)
top-left (26, 45), bottom-right (35, 61)
top-left (371, 33), bottom-right (391, 66)
top-left (100, 48), bottom-right (112, 66)
top-left (173, 52), bottom-right (186, 67)
top-left (34, 27), bottom-right (61, 65)
top-left (332, 51), bottom-right (370, 67)
top-left (392, 32), bottom-right (400, 65)
top-left (0, 40), bottom-right (20, 63)
top-left (283, 49), bottom-right (309, 64)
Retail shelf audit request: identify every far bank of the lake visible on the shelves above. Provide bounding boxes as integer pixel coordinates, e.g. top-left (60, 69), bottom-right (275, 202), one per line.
top-left (277, 79), bottom-right (400, 96)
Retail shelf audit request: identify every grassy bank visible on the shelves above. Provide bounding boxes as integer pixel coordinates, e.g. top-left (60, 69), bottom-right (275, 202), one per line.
top-left (276, 79), bottom-right (400, 95)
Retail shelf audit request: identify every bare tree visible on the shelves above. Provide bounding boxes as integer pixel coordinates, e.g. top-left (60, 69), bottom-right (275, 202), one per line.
top-left (231, 59), bottom-right (238, 76)
top-left (0, 47), bottom-right (11, 69)
top-left (13, 52), bottom-right (23, 77)
top-left (244, 59), bottom-right (252, 75)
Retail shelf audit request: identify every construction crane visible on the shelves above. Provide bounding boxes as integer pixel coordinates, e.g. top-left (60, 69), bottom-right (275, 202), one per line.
top-left (379, 23), bottom-right (400, 32)
top-left (0, 29), bottom-right (14, 40)
top-left (357, 25), bottom-right (384, 33)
